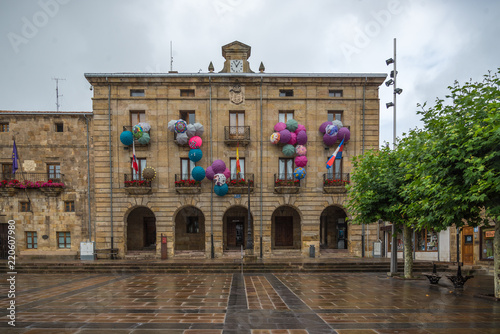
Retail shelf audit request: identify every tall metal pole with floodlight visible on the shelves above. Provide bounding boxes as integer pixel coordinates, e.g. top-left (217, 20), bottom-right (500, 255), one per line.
top-left (385, 38), bottom-right (403, 276)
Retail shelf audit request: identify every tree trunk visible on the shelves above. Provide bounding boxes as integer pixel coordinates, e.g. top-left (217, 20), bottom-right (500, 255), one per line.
top-left (403, 224), bottom-right (413, 279)
top-left (494, 220), bottom-right (499, 299)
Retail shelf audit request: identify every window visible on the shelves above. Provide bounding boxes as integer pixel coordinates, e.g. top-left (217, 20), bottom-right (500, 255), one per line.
top-left (0, 123), bottom-right (9, 132)
top-left (416, 230), bottom-right (438, 251)
top-left (55, 123), bottom-right (64, 132)
top-left (180, 111), bottom-right (196, 124)
top-left (327, 159), bottom-right (343, 180)
top-left (130, 111), bottom-right (146, 125)
top-left (2, 164), bottom-right (13, 180)
top-left (187, 217), bottom-right (199, 233)
top-left (181, 158), bottom-right (196, 180)
top-left (481, 227), bottom-right (495, 260)
top-left (229, 111), bottom-right (245, 137)
top-left (65, 201), bottom-right (75, 212)
top-left (230, 158), bottom-right (245, 179)
top-left (20, 201), bottom-right (31, 212)
top-left (279, 89), bottom-right (294, 97)
top-left (278, 158), bottom-right (294, 180)
top-left (328, 110), bottom-right (343, 122)
top-left (130, 89), bottom-right (145, 97)
top-left (180, 89), bottom-right (195, 97)
top-left (26, 232), bottom-right (37, 249)
top-left (47, 163), bottom-right (61, 180)
top-left (329, 90), bottom-right (343, 97)
top-left (131, 158), bottom-right (146, 180)
top-left (278, 111), bottom-right (294, 123)
top-left (57, 232), bottom-right (71, 248)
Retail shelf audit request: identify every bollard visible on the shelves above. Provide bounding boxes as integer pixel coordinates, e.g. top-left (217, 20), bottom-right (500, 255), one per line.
top-left (309, 245), bottom-right (315, 258)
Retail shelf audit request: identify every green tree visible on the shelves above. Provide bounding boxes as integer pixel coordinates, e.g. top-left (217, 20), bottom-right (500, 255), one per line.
top-left (404, 70), bottom-right (500, 297)
top-left (347, 145), bottom-right (416, 278)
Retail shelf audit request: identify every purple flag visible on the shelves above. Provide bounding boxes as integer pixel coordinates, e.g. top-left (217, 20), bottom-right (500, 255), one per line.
top-left (12, 140), bottom-right (19, 175)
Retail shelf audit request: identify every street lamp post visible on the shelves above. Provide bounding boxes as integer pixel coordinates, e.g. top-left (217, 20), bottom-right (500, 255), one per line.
top-left (385, 38), bottom-right (402, 276)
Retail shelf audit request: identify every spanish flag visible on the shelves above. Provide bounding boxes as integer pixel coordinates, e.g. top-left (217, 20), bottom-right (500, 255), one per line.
top-left (236, 143), bottom-right (241, 175)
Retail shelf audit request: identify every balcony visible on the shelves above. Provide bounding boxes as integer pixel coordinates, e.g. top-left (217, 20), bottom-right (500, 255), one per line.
top-left (123, 126), bottom-right (151, 147)
top-left (224, 126), bottom-right (250, 146)
top-left (323, 173), bottom-right (350, 194)
top-left (124, 174), bottom-right (152, 195)
top-left (227, 173), bottom-right (254, 194)
top-left (274, 174), bottom-right (300, 194)
top-left (0, 173), bottom-right (65, 197)
top-left (175, 174), bottom-right (201, 194)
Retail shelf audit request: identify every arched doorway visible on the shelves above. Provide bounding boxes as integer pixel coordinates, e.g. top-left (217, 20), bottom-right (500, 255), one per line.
top-left (223, 206), bottom-right (253, 251)
top-left (126, 206), bottom-right (156, 251)
top-left (174, 206), bottom-right (205, 251)
top-left (271, 206), bottom-right (301, 249)
top-left (320, 205), bottom-right (348, 250)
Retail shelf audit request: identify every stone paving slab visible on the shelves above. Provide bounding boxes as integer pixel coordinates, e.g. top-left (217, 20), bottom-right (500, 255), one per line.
top-left (0, 272), bottom-right (498, 333)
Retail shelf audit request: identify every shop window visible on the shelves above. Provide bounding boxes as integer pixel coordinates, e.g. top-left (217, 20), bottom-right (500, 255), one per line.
top-left (481, 228), bottom-right (495, 260)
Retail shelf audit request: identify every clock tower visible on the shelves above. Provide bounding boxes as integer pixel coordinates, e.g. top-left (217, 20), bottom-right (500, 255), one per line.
top-left (219, 41), bottom-right (254, 73)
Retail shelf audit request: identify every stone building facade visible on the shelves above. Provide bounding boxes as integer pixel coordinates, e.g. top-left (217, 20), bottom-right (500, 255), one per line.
top-left (84, 41), bottom-right (387, 259)
top-left (0, 111), bottom-right (93, 259)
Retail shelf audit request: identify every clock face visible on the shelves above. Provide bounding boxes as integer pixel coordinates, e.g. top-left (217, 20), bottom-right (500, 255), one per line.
top-left (230, 59), bottom-right (243, 73)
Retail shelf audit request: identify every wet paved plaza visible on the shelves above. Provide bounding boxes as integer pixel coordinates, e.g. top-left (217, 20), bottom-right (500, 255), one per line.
top-left (0, 272), bottom-right (499, 333)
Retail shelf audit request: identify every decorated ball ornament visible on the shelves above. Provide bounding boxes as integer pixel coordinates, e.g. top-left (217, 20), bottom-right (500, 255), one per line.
top-left (142, 167), bottom-right (156, 181)
top-left (270, 132), bottom-right (281, 144)
top-left (214, 183), bottom-right (229, 196)
top-left (176, 133), bottom-right (189, 145)
top-left (274, 122), bottom-right (287, 132)
top-left (192, 166), bottom-right (206, 182)
top-left (285, 119), bottom-right (298, 132)
top-left (137, 133), bottom-right (151, 145)
top-left (294, 167), bottom-right (306, 180)
top-left (133, 125), bottom-right (144, 139)
top-left (214, 173), bottom-right (227, 186)
top-left (282, 144), bottom-right (295, 157)
top-left (295, 124), bottom-right (306, 134)
top-left (188, 149), bottom-right (203, 162)
top-left (337, 127), bottom-right (351, 142)
top-left (323, 133), bottom-right (338, 146)
top-left (223, 168), bottom-right (231, 179)
top-left (295, 145), bottom-right (307, 156)
top-left (174, 120), bottom-right (188, 133)
top-left (325, 124), bottom-right (339, 136)
top-left (189, 136), bottom-right (203, 149)
top-left (319, 121), bottom-right (332, 134)
top-left (205, 166), bottom-right (215, 181)
top-left (296, 130), bottom-right (308, 145)
top-left (212, 160), bottom-right (226, 174)
top-left (295, 155), bottom-right (308, 167)
top-left (279, 129), bottom-right (291, 144)
top-left (120, 131), bottom-right (134, 146)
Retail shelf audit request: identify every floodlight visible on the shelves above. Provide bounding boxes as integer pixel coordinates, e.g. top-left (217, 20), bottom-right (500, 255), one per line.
top-left (386, 102), bottom-right (394, 108)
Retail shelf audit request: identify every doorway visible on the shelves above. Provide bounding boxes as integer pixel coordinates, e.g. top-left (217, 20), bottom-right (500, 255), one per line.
top-left (126, 206), bottom-right (156, 251)
top-left (461, 226), bottom-right (474, 265)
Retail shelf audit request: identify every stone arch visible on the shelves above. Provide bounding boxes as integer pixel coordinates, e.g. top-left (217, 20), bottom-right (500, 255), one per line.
top-left (271, 205), bottom-right (302, 250)
top-left (125, 206), bottom-right (156, 252)
top-left (222, 205), bottom-right (254, 251)
top-left (174, 205), bottom-right (206, 251)
top-left (320, 204), bottom-right (348, 250)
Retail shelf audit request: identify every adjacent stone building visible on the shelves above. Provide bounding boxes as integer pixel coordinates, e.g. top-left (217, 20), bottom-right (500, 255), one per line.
top-left (84, 41), bottom-right (387, 259)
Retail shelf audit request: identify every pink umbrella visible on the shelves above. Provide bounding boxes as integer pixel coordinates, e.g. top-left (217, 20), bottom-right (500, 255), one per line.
top-left (274, 122), bottom-right (287, 132)
top-left (295, 156), bottom-right (308, 167)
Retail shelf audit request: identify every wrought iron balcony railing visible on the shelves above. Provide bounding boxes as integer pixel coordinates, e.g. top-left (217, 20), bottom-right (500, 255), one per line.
top-left (274, 173), bottom-right (300, 194)
top-left (224, 126), bottom-right (250, 146)
top-left (1, 172), bottom-right (64, 185)
top-left (227, 173), bottom-right (254, 193)
top-left (323, 173), bottom-right (350, 194)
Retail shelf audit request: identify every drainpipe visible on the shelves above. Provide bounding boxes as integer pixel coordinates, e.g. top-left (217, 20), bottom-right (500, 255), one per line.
top-left (361, 77), bottom-right (366, 257)
top-left (107, 79), bottom-right (114, 258)
top-left (260, 76), bottom-right (263, 259)
top-left (84, 114), bottom-right (92, 242)
top-left (209, 76), bottom-right (214, 259)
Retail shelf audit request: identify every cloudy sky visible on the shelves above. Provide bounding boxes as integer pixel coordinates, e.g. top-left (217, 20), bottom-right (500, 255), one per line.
top-left (1, 0), bottom-right (498, 146)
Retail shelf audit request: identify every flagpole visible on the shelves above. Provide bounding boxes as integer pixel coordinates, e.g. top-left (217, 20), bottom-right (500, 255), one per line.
top-left (12, 137), bottom-right (32, 213)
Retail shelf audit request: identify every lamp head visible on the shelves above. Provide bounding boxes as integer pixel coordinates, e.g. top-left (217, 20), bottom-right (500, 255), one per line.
top-left (386, 58), bottom-right (394, 65)
top-left (385, 79), bottom-right (394, 87)
top-left (386, 102), bottom-right (394, 108)
top-left (394, 88), bottom-right (403, 95)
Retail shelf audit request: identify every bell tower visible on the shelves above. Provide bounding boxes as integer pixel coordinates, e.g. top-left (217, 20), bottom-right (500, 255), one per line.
top-left (219, 41), bottom-right (254, 73)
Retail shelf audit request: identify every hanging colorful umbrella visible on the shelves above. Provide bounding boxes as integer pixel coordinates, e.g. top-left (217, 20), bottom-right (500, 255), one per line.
top-left (176, 132), bottom-right (189, 145)
top-left (279, 129), bottom-right (291, 144)
top-left (214, 183), bottom-right (229, 196)
top-left (295, 124), bottom-right (306, 134)
top-left (193, 123), bottom-right (205, 137)
top-left (295, 155), bottom-right (308, 167)
top-left (294, 167), bottom-right (306, 180)
top-left (189, 136), bottom-right (203, 149)
top-left (286, 119), bottom-right (298, 132)
top-left (319, 121), bottom-right (332, 134)
top-left (120, 131), bottom-right (134, 145)
top-left (295, 145), bottom-right (307, 156)
top-left (168, 120), bottom-right (177, 132)
top-left (296, 131), bottom-right (308, 145)
top-left (337, 127), bottom-right (351, 142)
top-left (192, 166), bottom-right (206, 182)
top-left (288, 132), bottom-right (297, 145)
top-left (212, 160), bottom-right (226, 174)
top-left (142, 167), bottom-right (156, 181)
top-left (214, 173), bottom-right (227, 186)
top-left (174, 120), bottom-right (187, 133)
top-left (282, 144), bottom-right (295, 157)
top-left (274, 122), bottom-right (287, 132)
top-left (133, 125), bottom-right (144, 139)
top-left (205, 166), bottom-right (215, 180)
top-left (270, 132), bottom-right (281, 144)
top-left (326, 124), bottom-right (338, 136)
top-left (137, 132), bottom-right (150, 145)
top-left (323, 133), bottom-right (338, 146)
top-left (189, 149), bottom-right (203, 162)
top-left (223, 168), bottom-right (231, 179)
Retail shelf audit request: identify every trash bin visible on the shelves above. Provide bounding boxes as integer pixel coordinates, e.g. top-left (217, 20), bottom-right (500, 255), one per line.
top-left (309, 244), bottom-right (315, 258)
